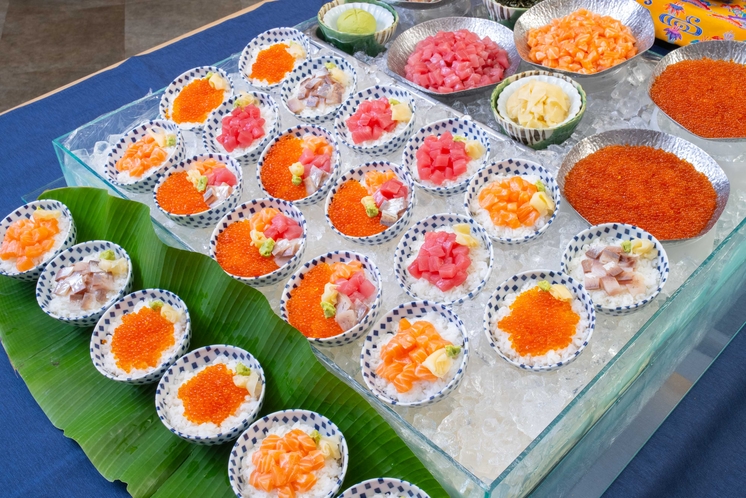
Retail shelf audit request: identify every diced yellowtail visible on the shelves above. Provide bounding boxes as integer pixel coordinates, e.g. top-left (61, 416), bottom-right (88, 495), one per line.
top-left (453, 224), bottom-right (479, 248)
top-left (422, 348), bottom-right (453, 378)
top-left (529, 191), bottom-right (554, 217)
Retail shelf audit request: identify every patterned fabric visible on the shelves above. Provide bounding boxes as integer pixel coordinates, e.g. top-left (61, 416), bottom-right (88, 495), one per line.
top-left (637, 0), bottom-right (746, 45)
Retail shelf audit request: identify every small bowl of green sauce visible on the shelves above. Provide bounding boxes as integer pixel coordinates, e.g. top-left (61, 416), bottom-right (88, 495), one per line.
top-left (318, 0), bottom-right (399, 56)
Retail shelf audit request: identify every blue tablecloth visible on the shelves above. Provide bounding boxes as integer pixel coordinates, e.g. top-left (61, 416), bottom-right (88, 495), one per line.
top-left (1, 2), bottom-right (745, 496)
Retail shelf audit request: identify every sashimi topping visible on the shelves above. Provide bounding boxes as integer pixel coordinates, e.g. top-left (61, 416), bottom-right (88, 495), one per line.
top-left (246, 208), bottom-right (303, 266)
top-left (319, 261), bottom-right (376, 331)
top-left (580, 240), bottom-right (655, 298)
top-left (286, 62), bottom-right (349, 115)
top-left (216, 95), bottom-right (266, 153)
top-left (116, 132), bottom-right (173, 180)
top-left (182, 158), bottom-right (237, 209)
top-left (478, 176), bottom-right (554, 229)
top-left (0, 208), bottom-right (62, 272)
top-left (286, 134), bottom-right (333, 196)
top-left (345, 97), bottom-right (412, 145)
top-left (408, 225), bottom-right (479, 292)
top-left (416, 132), bottom-right (484, 186)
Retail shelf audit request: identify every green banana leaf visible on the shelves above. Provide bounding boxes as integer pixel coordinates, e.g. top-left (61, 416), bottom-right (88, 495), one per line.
top-left (0, 187), bottom-right (447, 498)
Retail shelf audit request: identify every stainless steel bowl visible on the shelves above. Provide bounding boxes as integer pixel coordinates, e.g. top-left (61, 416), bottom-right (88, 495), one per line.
top-left (557, 129), bottom-right (730, 242)
top-left (513, 0), bottom-right (655, 79)
top-left (386, 17), bottom-right (520, 98)
top-left (648, 41), bottom-right (746, 142)
top-left (382, 0), bottom-right (450, 8)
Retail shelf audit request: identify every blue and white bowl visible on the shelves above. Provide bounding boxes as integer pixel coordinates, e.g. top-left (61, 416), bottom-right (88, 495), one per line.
top-left (239, 27), bottom-right (312, 89)
top-left (324, 161), bottom-right (416, 246)
top-left (394, 213), bottom-right (494, 306)
top-left (159, 66), bottom-right (233, 130)
top-left (36, 240), bottom-right (133, 328)
top-left (464, 158), bottom-right (561, 245)
top-left (361, 301), bottom-right (469, 407)
top-left (105, 120), bottom-right (186, 194)
top-left (280, 251), bottom-right (383, 347)
top-left (90, 289), bottom-right (191, 384)
top-left (483, 269), bottom-right (595, 372)
top-left (155, 345), bottom-right (266, 445)
top-left (280, 54), bottom-right (358, 124)
top-left (153, 153), bottom-right (243, 229)
top-left (209, 198), bottom-right (308, 288)
top-left (334, 85), bottom-right (417, 157)
top-left (256, 124), bottom-right (339, 207)
top-left (561, 223), bottom-right (669, 316)
top-left (402, 117), bottom-right (491, 197)
top-left (202, 92), bottom-right (279, 167)
top-left (339, 478), bottom-right (431, 498)
top-left (0, 200), bottom-right (77, 282)
top-left (229, 409), bottom-right (349, 498)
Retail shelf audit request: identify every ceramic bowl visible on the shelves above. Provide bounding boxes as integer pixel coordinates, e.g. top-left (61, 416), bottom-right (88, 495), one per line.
top-left (159, 66), bottom-right (233, 129)
top-left (209, 198), bottom-right (308, 288)
top-left (361, 301), bottom-right (469, 407)
top-left (318, 0), bottom-right (399, 56)
top-left (239, 27), bottom-right (312, 89)
top-left (324, 161), bottom-right (416, 246)
top-left (90, 289), bottom-right (191, 384)
top-left (155, 345), bottom-right (266, 445)
top-left (0, 200), bottom-right (77, 282)
top-left (338, 478), bottom-right (431, 498)
top-left (36, 240), bottom-right (133, 328)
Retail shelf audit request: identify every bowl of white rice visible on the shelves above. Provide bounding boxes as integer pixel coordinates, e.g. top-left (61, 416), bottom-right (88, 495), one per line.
top-left (36, 240), bottom-right (133, 328)
top-left (155, 344), bottom-right (266, 445)
top-left (159, 66), bottom-right (234, 130)
top-left (483, 269), bottom-right (595, 372)
top-left (90, 289), bottom-right (191, 384)
top-left (228, 409), bottom-right (349, 498)
top-left (334, 85), bottom-right (417, 157)
top-left (361, 301), bottom-right (469, 407)
top-left (402, 117), bottom-right (491, 197)
top-left (0, 200), bottom-right (77, 282)
top-left (394, 213), bottom-right (493, 306)
top-left (464, 158), bottom-right (560, 245)
top-left (105, 119), bottom-right (185, 194)
top-left (338, 478), bottom-right (431, 498)
top-left (239, 27), bottom-right (312, 89)
top-left (561, 223), bottom-right (670, 316)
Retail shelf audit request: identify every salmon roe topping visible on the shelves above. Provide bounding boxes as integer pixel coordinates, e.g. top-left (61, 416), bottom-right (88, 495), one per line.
top-left (178, 363), bottom-right (248, 425)
top-left (650, 59), bottom-right (746, 139)
top-left (156, 171), bottom-right (210, 215)
top-left (172, 78), bottom-right (224, 124)
top-left (110, 306), bottom-right (175, 373)
top-left (250, 43), bottom-right (295, 84)
top-left (260, 135), bottom-right (307, 201)
top-left (328, 180), bottom-right (387, 237)
top-left (498, 287), bottom-right (579, 356)
top-left (215, 220), bottom-right (280, 278)
top-left (564, 145), bottom-right (717, 240)
top-left (286, 263), bottom-right (344, 339)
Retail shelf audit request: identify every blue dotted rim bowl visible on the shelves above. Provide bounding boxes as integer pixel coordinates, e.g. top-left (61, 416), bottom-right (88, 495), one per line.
top-left (238, 27), bottom-right (312, 90)
top-left (0, 200), bottom-right (77, 282)
top-left (155, 344), bottom-right (266, 445)
top-left (324, 161), bottom-right (416, 246)
top-left (361, 301), bottom-right (469, 407)
top-left (202, 92), bottom-right (280, 166)
top-left (338, 478), bottom-right (431, 498)
top-left (280, 54), bottom-right (358, 124)
top-left (483, 269), bottom-right (596, 372)
top-left (394, 213), bottom-right (494, 306)
top-left (159, 66), bottom-right (234, 130)
top-left (90, 289), bottom-right (191, 384)
top-left (153, 153), bottom-right (243, 229)
top-left (209, 198), bottom-right (308, 288)
top-left (228, 409), bottom-right (349, 498)
top-left (334, 85), bottom-right (417, 157)
top-left (256, 123), bottom-right (340, 207)
top-left (561, 223), bottom-right (670, 316)
top-left (104, 120), bottom-right (185, 194)
top-left (280, 251), bottom-right (383, 347)
top-left (36, 240), bottom-right (133, 328)
top-left (401, 117), bottom-right (491, 197)
top-left (463, 158), bottom-right (561, 245)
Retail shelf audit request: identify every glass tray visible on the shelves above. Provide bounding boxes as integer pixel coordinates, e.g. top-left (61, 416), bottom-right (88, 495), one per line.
top-left (51, 12), bottom-right (746, 498)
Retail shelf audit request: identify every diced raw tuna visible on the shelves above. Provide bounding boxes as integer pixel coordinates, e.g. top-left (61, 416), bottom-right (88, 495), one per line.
top-left (216, 104), bottom-right (266, 153)
top-left (346, 98), bottom-right (399, 144)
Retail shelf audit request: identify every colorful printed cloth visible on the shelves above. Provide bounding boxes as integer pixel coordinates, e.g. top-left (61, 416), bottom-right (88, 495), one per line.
top-left (636, 0), bottom-right (746, 45)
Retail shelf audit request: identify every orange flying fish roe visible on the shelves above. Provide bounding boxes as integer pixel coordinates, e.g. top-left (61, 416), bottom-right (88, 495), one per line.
top-left (0, 212), bottom-right (60, 272)
top-left (156, 171), bottom-right (210, 215)
top-left (172, 78), bottom-right (224, 124)
top-left (563, 145), bottom-right (717, 240)
top-left (250, 43), bottom-right (295, 85)
top-left (527, 9), bottom-right (637, 74)
top-left (650, 58), bottom-right (746, 139)
top-left (286, 263), bottom-right (344, 339)
top-left (498, 287), bottom-right (579, 356)
top-left (110, 306), bottom-right (175, 373)
top-left (260, 135), bottom-right (307, 201)
top-left (328, 180), bottom-right (387, 237)
top-left (215, 220), bottom-right (280, 278)
top-left (178, 363), bottom-right (248, 425)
